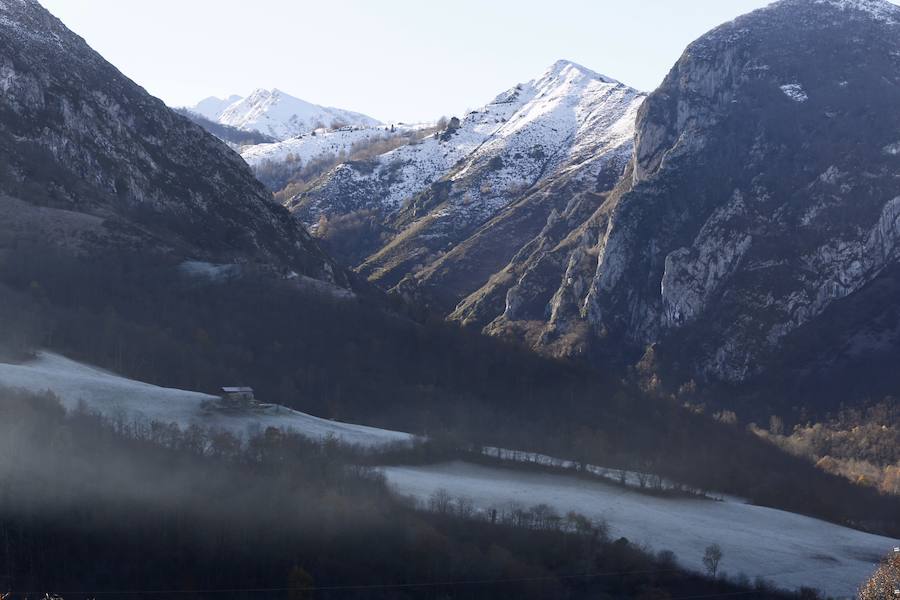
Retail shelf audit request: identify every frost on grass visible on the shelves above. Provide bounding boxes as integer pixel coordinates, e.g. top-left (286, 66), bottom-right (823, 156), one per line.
top-left (381, 461), bottom-right (900, 598)
top-left (0, 352), bottom-right (413, 448)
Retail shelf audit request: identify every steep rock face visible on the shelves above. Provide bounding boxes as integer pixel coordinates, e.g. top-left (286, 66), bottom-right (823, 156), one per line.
top-left (292, 61), bottom-right (643, 312)
top-left (0, 0), bottom-right (348, 286)
top-left (516, 0), bottom-right (900, 381)
top-left (456, 171), bottom-right (622, 357)
top-left (436, 163), bottom-right (622, 327)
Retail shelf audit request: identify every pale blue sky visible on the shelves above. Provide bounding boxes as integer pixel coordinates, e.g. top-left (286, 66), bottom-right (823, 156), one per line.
top-left (38, 0), bottom-right (898, 122)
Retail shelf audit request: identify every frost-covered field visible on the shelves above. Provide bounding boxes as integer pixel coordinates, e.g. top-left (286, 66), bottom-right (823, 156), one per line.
top-left (381, 461), bottom-right (898, 598)
top-left (0, 352), bottom-right (413, 447)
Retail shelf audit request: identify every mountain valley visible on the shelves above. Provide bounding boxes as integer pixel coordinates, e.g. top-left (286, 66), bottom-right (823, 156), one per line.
top-left (1, 0), bottom-right (899, 597)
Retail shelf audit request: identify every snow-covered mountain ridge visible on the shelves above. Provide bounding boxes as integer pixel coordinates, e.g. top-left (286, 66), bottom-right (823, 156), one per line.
top-left (193, 88), bottom-right (382, 141)
top-left (291, 60), bottom-right (644, 311)
top-left (295, 60), bottom-right (641, 225)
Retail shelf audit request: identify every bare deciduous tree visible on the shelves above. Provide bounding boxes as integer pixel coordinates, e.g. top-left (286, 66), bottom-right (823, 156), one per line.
top-left (428, 488), bottom-right (453, 514)
top-left (702, 543), bottom-right (723, 578)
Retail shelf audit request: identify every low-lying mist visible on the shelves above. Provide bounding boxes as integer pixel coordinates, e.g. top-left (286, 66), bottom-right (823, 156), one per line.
top-left (0, 387), bottom-right (799, 600)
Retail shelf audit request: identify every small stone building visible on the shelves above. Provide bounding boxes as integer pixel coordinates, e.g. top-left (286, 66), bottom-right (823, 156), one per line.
top-left (220, 386), bottom-right (255, 406)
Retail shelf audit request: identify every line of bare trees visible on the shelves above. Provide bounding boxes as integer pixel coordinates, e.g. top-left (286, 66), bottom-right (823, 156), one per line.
top-left (425, 487), bottom-right (610, 536)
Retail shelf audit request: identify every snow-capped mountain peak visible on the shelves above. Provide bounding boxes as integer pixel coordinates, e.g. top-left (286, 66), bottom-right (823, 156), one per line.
top-left (539, 58), bottom-right (619, 85)
top-left (448, 59), bottom-right (642, 192)
top-left (293, 60), bottom-right (642, 220)
top-left (211, 87), bottom-right (382, 141)
top-left (288, 60), bottom-right (644, 309)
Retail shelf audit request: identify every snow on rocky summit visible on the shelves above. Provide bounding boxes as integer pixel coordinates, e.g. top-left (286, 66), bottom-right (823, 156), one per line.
top-left (205, 88), bottom-right (382, 141)
top-left (290, 59), bottom-right (644, 230)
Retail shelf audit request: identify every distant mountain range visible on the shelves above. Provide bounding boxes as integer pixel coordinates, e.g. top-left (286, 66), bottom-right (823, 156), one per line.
top-left (187, 89), bottom-right (382, 141)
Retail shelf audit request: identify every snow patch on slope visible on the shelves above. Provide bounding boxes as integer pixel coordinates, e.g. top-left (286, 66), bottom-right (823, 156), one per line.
top-left (780, 83), bottom-right (809, 102)
top-left (814, 0), bottom-right (900, 24)
top-left (883, 141), bottom-right (900, 155)
top-left (0, 352), bottom-right (412, 447)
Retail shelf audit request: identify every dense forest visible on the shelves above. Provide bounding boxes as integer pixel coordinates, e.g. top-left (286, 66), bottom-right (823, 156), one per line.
top-left (1, 242), bottom-right (899, 540)
top-left (750, 400), bottom-right (900, 496)
top-left (0, 387), bottom-right (810, 600)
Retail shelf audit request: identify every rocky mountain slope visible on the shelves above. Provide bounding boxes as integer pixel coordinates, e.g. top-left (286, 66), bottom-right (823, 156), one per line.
top-left (292, 60), bottom-right (644, 312)
top-left (0, 0), bottom-right (349, 287)
top-left (479, 0), bottom-right (900, 392)
top-left (207, 88), bottom-right (381, 141)
top-left (284, 0), bottom-right (900, 405)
